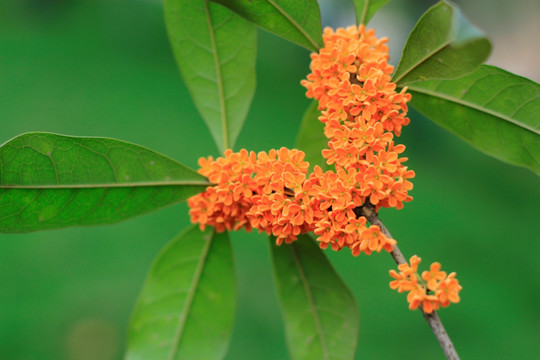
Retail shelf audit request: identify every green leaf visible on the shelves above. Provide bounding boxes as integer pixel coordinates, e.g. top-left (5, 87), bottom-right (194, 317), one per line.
top-left (295, 100), bottom-right (329, 172)
top-left (210, 0), bottom-right (323, 52)
top-left (392, 0), bottom-right (491, 86)
top-left (269, 234), bottom-right (359, 360)
top-left (408, 65), bottom-right (540, 175)
top-left (0, 133), bottom-right (209, 232)
top-left (126, 226), bottom-right (235, 360)
top-left (353, 0), bottom-right (391, 25)
top-left (164, 0), bottom-right (257, 152)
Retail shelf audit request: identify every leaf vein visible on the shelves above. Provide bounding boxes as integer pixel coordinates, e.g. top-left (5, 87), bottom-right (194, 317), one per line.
top-left (409, 86), bottom-right (540, 136)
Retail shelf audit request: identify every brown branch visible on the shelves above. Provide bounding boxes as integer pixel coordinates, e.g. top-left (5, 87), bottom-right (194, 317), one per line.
top-left (360, 201), bottom-right (460, 360)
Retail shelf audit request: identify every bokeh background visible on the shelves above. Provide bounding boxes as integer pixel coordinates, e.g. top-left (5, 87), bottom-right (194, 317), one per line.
top-left (1, 0), bottom-right (539, 359)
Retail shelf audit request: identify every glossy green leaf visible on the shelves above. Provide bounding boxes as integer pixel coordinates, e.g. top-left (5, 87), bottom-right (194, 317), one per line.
top-left (408, 65), bottom-right (540, 175)
top-left (269, 235), bottom-right (359, 360)
top-left (295, 101), bottom-right (329, 172)
top-left (210, 0), bottom-right (323, 52)
top-left (353, 0), bottom-right (391, 25)
top-left (126, 226), bottom-right (235, 360)
top-left (164, 0), bottom-right (257, 152)
top-left (392, 0), bottom-right (491, 86)
top-left (0, 133), bottom-right (209, 232)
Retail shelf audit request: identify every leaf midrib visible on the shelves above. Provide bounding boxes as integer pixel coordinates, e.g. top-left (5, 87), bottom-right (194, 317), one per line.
top-left (205, 0), bottom-right (229, 151)
top-left (0, 180), bottom-right (211, 189)
top-left (359, 0), bottom-right (370, 25)
top-left (168, 230), bottom-right (214, 360)
top-left (393, 41), bottom-right (449, 85)
top-left (408, 85), bottom-right (540, 136)
top-left (291, 243), bottom-right (330, 360)
top-left (266, 0), bottom-right (320, 51)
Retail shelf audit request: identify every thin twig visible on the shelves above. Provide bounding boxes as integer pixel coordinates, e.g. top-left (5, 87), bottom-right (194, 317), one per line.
top-left (360, 201), bottom-right (460, 360)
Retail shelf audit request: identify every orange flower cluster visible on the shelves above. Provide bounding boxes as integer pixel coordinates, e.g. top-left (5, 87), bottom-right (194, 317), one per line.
top-left (389, 256), bottom-right (462, 313)
top-left (188, 147), bottom-right (397, 255)
top-left (188, 148), bottom-right (321, 244)
top-left (301, 25), bottom-right (414, 210)
top-left (295, 25), bottom-right (414, 254)
top-left (189, 25), bottom-right (412, 256)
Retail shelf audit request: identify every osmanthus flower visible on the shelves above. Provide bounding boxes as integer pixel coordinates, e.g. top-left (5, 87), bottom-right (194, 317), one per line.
top-left (435, 272), bottom-right (462, 307)
top-left (390, 256), bottom-right (462, 313)
top-left (422, 262), bottom-right (447, 290)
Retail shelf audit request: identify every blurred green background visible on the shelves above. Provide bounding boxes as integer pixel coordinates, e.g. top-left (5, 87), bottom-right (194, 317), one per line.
top-left (0, 0), bottom-right (538, 359)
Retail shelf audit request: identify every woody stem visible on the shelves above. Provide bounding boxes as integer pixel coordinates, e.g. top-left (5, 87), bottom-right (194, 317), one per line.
top-left (360, 201), bottom-right (460, 360)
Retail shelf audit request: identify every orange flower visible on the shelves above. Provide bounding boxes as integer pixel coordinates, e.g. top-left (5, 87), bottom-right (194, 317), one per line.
top-left (422, 262), bottom-right (447, 291)
top-left (361, 225), bottom-right (395, 253)
top-left (436, 272), bottom-right (462, 307)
